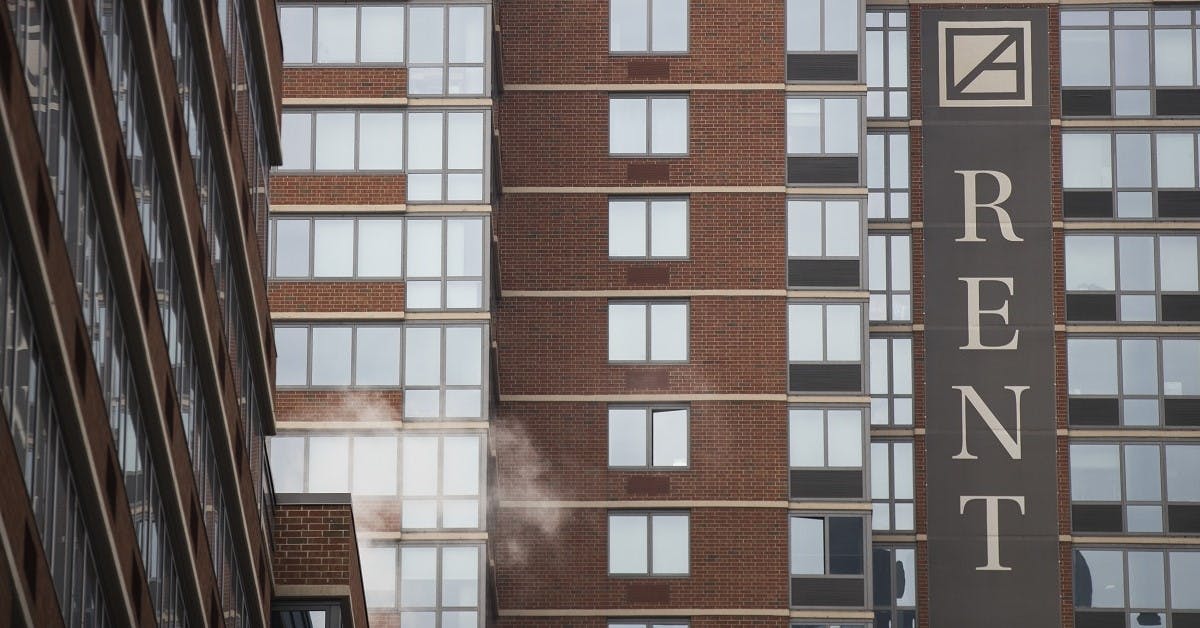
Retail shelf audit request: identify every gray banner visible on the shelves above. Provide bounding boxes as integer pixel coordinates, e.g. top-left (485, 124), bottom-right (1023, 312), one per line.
top-left (921, 9), bottom-right (1060, 627)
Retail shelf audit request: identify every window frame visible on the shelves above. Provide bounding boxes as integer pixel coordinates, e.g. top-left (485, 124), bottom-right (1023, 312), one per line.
top-left (1065, 231), bottom-right (1200, 323)
top-left (278, 109), bottom-right (407, 173)
top-left (786, 95), bottom-right (866, 187)
top-left (607, 510), bottom-right (691, 577)
top-left (864, 8), bottom-right (909, 119)
top-left (406, 3), bottom-right (493, 97)
top-left (788, 406), bottom-right (868, 471)
top-left (608, 197), bottom-right (691, 260)
top-left (786, 197), bottom-right (867, 290)
top-left (870, 439), bottom-right (915, 532)
top-left (1066, 335), bottom-right (1200, 427)
top-left (787, 301), bottom-right (867, 362)
top-left (865, 130), bottom-right (911, 221)
top-left (608, 0), bottom-right (690, 55)
top-left (867, 233), bottom-right (912, 323)
top-left (279, 3), bottom-right (408, 66)
top-left (788, 512), bottom-right (871, 607)
top-left (1069, 441), bottom-right (1200, 534)
top-left (607, 300), bottom-right (691, 364)
top-left (868, 335), bottom-right (913, 427)
top-left (1062, 130), bottom-right (1200, 221)
top-left (608, 94), bottom-right (691, 157)
top-left (871, 545), bottom-right (918, 628)
top-left (1073, 547), bottom-right (1200, 619)
top-left (359, 541), bottom-right (487, 623)
top-left (607, 405), bottom-right (691, 469)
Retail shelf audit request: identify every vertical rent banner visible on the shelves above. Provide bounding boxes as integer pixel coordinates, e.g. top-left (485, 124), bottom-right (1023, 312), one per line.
top-left (921, 8), bottom-right (1060, 627)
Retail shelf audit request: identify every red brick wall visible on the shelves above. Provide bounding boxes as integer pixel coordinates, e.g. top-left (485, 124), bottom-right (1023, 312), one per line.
top-left (499, 0), bottom-right (785, 84)
top-left (282, 67), bottom-right (408, 99)
top-left (268, 281), bottom-right (407, 313)
top-left (272, 502), bottom-right (370, 627)
top-left (275, 389), bottom-right (405, 423)
top-left (271, 174), bottom-right (407, 205)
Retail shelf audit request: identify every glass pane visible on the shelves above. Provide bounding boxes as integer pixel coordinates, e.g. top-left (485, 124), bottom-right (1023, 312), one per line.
top-left (609, 515), bottom-right (648, 573)
top-left (402, 437), bottom-right (438, 497)
top-left (310, 327), bottom-right (352, 385)
top-left (870, 443), bottom-right (890, 498)
top-left (827, 410), bottom-right (862, 467)
top-left (889, 134), bottom-right (909, 187)
top-left (787, 0), bottom-right (820, 51)
top-left (315, 7), bottom-right (356, 63)
top-left (443, 436), bottom-right (481, 496)
top-left (1128, 505), bottom-right (1163, 533)
top-left (308, 436), bottom-right (349, 492)
top-left (790, 409), bottom-right (825, 467)
top-left (358, 113), bottom-right (404, 170)
top-left (407, 113), bottom-right (444, 171)
top-left (445, 327), bottom-right (482, 386)
top-left (790, 517), bottom-right (825, 575)
top-left (275, 327), bottom-right (309, 385)
top-left (442, 547), bottom-right (480, 606)
top-left (1163, 339), bottom-right (1200, 395)
top-left (360, 546), bottom-right (396, 607)
top-left (355, 327), bottom-right (402, 386)
top-left (825, 304), bottom-right (861, 361)
top-left (360, 7), bottom-right (405, 62)
top-left (1063, 134), bottom-right (1113, 188)
top-left (787, 99), bottom-right (821, 154)
top-left (313, 219), bottom-right (353, 277)
top-left (408, 7), bottom-right (445, 64)
top-left (866, 135), bottom-right (885, 187)
top-left (446, 219), bottom-right (484, 276)
top-left (407, 280), bottom-right (442, 310)
top-left (273, 219), bottom-right (310, 277)
top-left (651, 409), bottom-right (688, 466)
top-left (446, 173), bottom-right (483, 202)
top-left (448, 6), bottom-right (486, 63)
top-left (788, 201), bottom-right (823, 257)
top-left (1160, 236), bottom-right (1198, 291)
top-left (610, 201), bottom-right (647, 257)
top-left (447, 112), bottom-right (485, 170)
top-left (825, 202), bottom-right (860, 257)
top-left (357, 219), bottom-right (403, 277)
top-left (888, 31), bottom-right (908, 89)
top-left (279, 113), bottom-right (312, 170)
top-left (1154, 30), bottom-right (1194, 86)
top-left (1066, 339), bottom-right (1118, 395)
top-left (896, 548), bottom-right (917, 606)
top-left (609, 303), bottom-right (647, 361)
top-left (1062, 30), bottom-right (1110, 86)
top-left (1166, 445), bottom-right (1200, 501)
top-left (650, 98), bottom-right (687, 154)
top-left (1113, 30), bottom-right (1150, 86)
top-left (1121, 339), bottom-right (1159, 396)
top-left (609, 408), bottom-right (648, 466)
top-left (651, 514), bottom-right (688, 574)
top-left (824, 98), bottom-right (859, 154)
top-left (1118, 236), bottom-right (1155, 291)
top-left (1171, 552), bottom-right (1200, 609)
top-left (442, 613), bottom-right (477, 628)
top-left (611, 0), bottom-right (649, 52)
top-left (611, 98), bottom-right (648, 154)
top-left (1074, 550), bottom-right (1124, 608)
top-left (894, 442), bottom-right (914, 500)
top-left (280, 7), bottom-right (314, 63)
top-left (314, 113), bottom-right (355, 170)
top-left (828, 516), bottom-right (864, 574)
top-left (824, 0), bottom-right (858, 51)
top-left (269, 437), bottom-right (305, 493)
top-left (406, 220), bottom-right (443, 278)
top-left (649, 303), bottom-right (688, 360)
top-left (399, 547), bottom-right (437, 607)
top-left (404, 327), bottom-right (441, 387)
top-left (788, 304), bottom-right (823, 361)
top-left (353, 437), bottom-right (397, 495)
top-left (649, 200), bottom-right (687, 257)
top-left (1156, 134), bottom-right (1198, 188)
top-left (1124, 444), bottom-right (1162, 501)
top-left (1115, 134), bottom-right (1151, 187)
top-left (1069, 444), bottom-right (1121, 501)
top-left (651, 0), bottom-right (687, 52)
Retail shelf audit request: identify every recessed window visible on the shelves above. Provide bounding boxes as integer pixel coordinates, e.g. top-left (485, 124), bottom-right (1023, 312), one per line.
top-left (787, 199), bottom-right (863, 289)
top-left (608, 407), bottom-right (688, 468)
top-left (873, 546), bottom-right (918, 628)
top-left (866, 131), bottom-right (910, 220)
top-left (609, 512), bottom-right (689, 575)
top-left (608, 301), bottom-right (689, 362)
top-left (610, 0), bottom-right (688, 53)
top-left (1062, 131), bottom-right (1200, 220)
top-left (1073, 548), bottom-right (1200, 624)
top-left (788, 302), bottom-right (864, 393)
top-left (609, 95), bottom-right (689, 156)
top-left (1066, 336), bottom-right (1200, 427)
top-left (865, 10), bottom-right (909, 118)
top-left (871, 440), bottom-right (914, 531)
top-left (787, 97), bottom-right (862, 185)
top-left (789, 514), bottom-right (867, 607)
top-left (1070, 442), bottom-right (1200, 534)
top-left (1061, 8), bottom-right (1200, 117)
top-left (786, 0), bottom-right (861, 82)
top-left (609, 198), bottom-right (688, 258)
top-left (869, 336), bottom-right (913, 426)
top-left (279, 5), bottom-right (406, 65)
top-left (1065, 233), bottom-right (1200, 322)
top-left (360, 542), bottom-right (484, 624)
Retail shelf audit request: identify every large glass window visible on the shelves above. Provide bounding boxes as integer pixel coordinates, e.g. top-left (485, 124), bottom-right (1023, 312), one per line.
top-left (866, 131), bottom-right (910, 220)
top-left (787, 97), bottom-right (862, 185)
top-left (865, 10), bottom-right (908, 118)
top-left (609, 512), bottom-right (690, 575)
top-left (609, 198), bottom-right (689, 258)
top-left (279, 4), bottom-right (406, 64)
top-left (1062, 131), bottom-right (1200, 220)
top-left (279, 111), bottom-right (404, 171)
top-left (608, 301), bottom-right (689, 362)
top-left (789, 408), bottom-right (865, 469)
top-left (360, 543), bottom-right (485, 625)
top-left (402, 435), bottom-right (485, 529)
top-left (787, 0), bottom-right (860, 53)
top-left (871, 441), bottom-right (914, 532)
top-left (1066, 337), bottom-right (1200, 427)
top-left (609, 96), bottom-right (689, 156)
top-left (867, 234), bottom-right (911, 322)
top-left (1065, 233), bottom-right (1200, 322)
top-left (789, 515), bottom-right (867, 588)
top-left (609, 407), bottom-right (689, 468)
top-left (789, 302), bottom-right (865, 393)
top-left (1070, 442), bottom-right (1200, 534)
top-left (405, 217), bottom-right (488, 310)
top-left (406, 110), bottom-right (489, 202)
top-left (1074, 549), bottom-right (1200, 624)
top-left (787, 199), bottom-right (864, 289)
top-left (873, 546), bottom-right (918, 628)
top-left (869, 336), bottom-right (913, 426)
top-left (407, 5), bottom-right (490, 96)
top-left (610, 0), bottom-right (688, 53)
top-left (404, 325), bottom-right (487, 419)
top-left (1061, 8), bottom-right (1200, 117)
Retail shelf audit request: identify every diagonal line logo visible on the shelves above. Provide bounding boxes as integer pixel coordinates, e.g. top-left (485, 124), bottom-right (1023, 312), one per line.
top-left (938, 21), bottom-right (1033, 107)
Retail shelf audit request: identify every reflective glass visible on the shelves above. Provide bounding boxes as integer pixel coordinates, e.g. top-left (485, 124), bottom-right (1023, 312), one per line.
top-left (609, 515), bottom-right (649, 573)
top-left (652, 409), bottom-right (688, 466)
top-left (651, 514), bottom-right (688, 574)
top-left (651, 0), bottom-right (688, 52)
top-left (360, 7), bottom-right (405, 62)
top-left (310, 327), bottom-right (352, 385)
top-left (611, 0), bottom-right (649, 52)
top-left (611, 99), bottom-right (648, 154)
top-left (315, 7), bottom-right (356, 63)
top-left (609, 408), bottom-right (648, 466)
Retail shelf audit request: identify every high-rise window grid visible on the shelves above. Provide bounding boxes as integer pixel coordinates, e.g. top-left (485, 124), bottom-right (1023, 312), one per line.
top-left (867, 233), bottom-right (912, 323)
top-left (1066, 336), bottom-right (1200, 427)
top-left (608, 301), bottom-right (690, 362)
top-left (1062, 131), bottom-right (1200, 220)
top-left (869, 336), bottom-right (913, 427)
top-left (359, 543), bottom-right (485, 626)
top-left (873, 545), bottom-right (917, 628)
top-left (787, 199), bottom-right (865, 289)
top-left (1065, 233), bottom-right (1200, 323)
top-left (866, 131), bottom-right (911, 220)
top-left (865, 9), bottom-right (909, 118)
top-left (870, 440), bottom-right (914, 532)
top-left (1070, 442), bottom-right (1200, 534)
top-left (1073, 548), bottom-right (1200, 624)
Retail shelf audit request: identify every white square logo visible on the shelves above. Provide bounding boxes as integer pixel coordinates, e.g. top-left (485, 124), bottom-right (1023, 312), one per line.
top-left (938, 21), bottom-right (1033, 107)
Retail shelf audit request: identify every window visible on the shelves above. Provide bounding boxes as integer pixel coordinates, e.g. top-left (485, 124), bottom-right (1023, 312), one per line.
top-left (273, 323), bottom-right (487, 418)
top-left (1065, 233), bottom-right (1200, 322)
top-left (611, 623), bottom-right (688, 628)
top-left (789, 407), bottom-right (866, 499)
top-left (1061, 8), bottom-right (1200, 117)
top-left (787, 97), bottom-right (862, 184)
top-left (789, 514), bottom-right (868, 607)
top-left (272, 602), bottom-right (344, 628)
top-left (788, 302), bottom-right (864, 393)
top-left (279, 110), bottom-right (405, 171)
top-left (868, 234), bottom-right (911, 322)
top-left (408, 5), bottom-right (490, 96)
top-left (402, 435), bottom-right (485, 529)
top-left (608, 512), bottom-right (689, 575)
top-left (1070, 442), bottom-right (1200, 534)
top-left (871, 441), bottom-right (914, 532)
top-left (1066, 337), bottom-right (1200, 427)
top-left (608, 301), bottom-right (689, 362)
top-left (866, 131), bottom-right (910, 220)
top-left (278, 109), bottom-right (491, 203)
top-left (786, 0), bottom-right (861, 82)
top-left (609, 0), bottom-right (688, 53)
top-left (869, 336), bottom-right (913, 426)
top-left (269, 434), bottom-right (400, 495)
top-left (787, 199), bottom-right (863, 289)
top-left (865, 10), bottom-right (908, 118)
top-left (360, 543), bottom-right (485, 626)
top-left (279, 4), bottom-right (406, 65)
top-left (873, 546), bottom-right (917, 628)
top-left (1062, 131), bottom-right (1200, 219)
top-left (1074, 549), bottom-right (1200, 625)
top-left (608, 407), bottom-right (688, 467)
top-left (268, 216), bottom-right (488, 307)
top-left (609, 95), bottom-right (689, 156)
top-left (609, 198), bottom-right (688, 258)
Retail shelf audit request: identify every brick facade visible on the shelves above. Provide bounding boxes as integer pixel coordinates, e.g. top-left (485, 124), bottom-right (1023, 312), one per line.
top-left (273, 499), bottom-right (371, 627)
